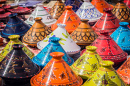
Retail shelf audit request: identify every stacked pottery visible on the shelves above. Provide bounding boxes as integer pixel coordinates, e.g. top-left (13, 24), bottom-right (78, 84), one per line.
top-left (22, 17), bottom-right (52, 47)
top-left (51, 6), bottom-right (81, 34)
top-left (76, 0), bottom-right (102, 26)
top-left (70, 19), bottom-right (97, 49)
top-left (83, 61), bottom-right (127, 86)
top-left (30, 52), bottom-right (83, 86)
top-left (0, 44), bottom-right (40, 85)
top-left (93, 8), bottom-right (120, 35)
top-left (111, 22), bottom-right (130, 54)
top-left (124, 0), bottom-right (130, 8)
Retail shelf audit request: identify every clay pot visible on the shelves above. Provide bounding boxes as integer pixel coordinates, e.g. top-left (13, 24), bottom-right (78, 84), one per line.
top-left (30, 52), bottom-right (83, 86)
top-left (124, 0), bottom-right (130, 8)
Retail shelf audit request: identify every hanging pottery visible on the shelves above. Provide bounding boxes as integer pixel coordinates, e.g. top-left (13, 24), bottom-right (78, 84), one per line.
top-left (71, 46), bottom-right (102, 79)
top-left (0, 44), bottom-right (40, 85)
top-left (83, 60), bottom-right (127, 86)
top-left (37, 24), bottom-right (81, 55)
top-left (111, 22), bottom-right (130, 54)
top-left (70, 19), bottom-right (97, 49)
top-left (23, 17), bottom-right (52, 47)
top-left (112, 0), bottom-right (130, 23)
top-left (49, 0), bottom-right (65, 20)
top-left (30, 52), bottom-right (83, 86)
top-left (51, 6), bottom-right (81, 34)
top-left (25, 4), bottom-right (57, 27)
top-left (93, 8), bottom-right (120, 35)
top-left (0, 35), bottom-right (34, 62)
top-left (1, 13), bottom-right (30, 39)
top-left (124, 0), bottom-right (130, 8)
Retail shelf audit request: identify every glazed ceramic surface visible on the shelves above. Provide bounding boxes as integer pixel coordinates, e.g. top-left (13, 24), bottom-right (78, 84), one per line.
top-left (23, 17), bottom-right (52, 47)
top-left (51, 6), bottom-right (81, 34)
top-left (1, 13), bottom-right (30, 38)
top-left (0, 35), bottom-right (34, 62)
top-left (37, 24), bottom-right (80, 55)
top-left (83, 61), bottom-right (127, 86)
top-left (32, 37), bottom-right (74, 68)
top-left (30, 52), bottom-right (83, 86)
top-left (46, 1), bottom-right (57, 9)
top-left (124, 0), bottom-right (130, 8)
top-left (93, 8), bottom-right (120, 35)
top-left (111, 22), bottom-right (130, 54)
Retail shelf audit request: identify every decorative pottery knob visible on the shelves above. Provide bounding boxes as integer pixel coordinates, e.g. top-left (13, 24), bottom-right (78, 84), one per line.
top-left (119, 22), bottom-right (129, 27)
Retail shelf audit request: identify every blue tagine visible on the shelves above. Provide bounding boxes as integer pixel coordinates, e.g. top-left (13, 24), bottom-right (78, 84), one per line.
top-left (1, 13), bottom-right (30, 39)
top-left (32, 37), bottom-right (74, 68)
top-left (111, 22), bottom-right (130, 54)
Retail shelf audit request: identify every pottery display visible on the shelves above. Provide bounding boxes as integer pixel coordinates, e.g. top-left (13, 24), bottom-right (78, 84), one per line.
top-left (25, 4), bottom-right (57, 27)
top-left (51, 6), bottom-right (81, 34)
top-left (0, 35), bottom-right (34, 62)
top-left (46, 1), bottom-right (57, 9)
top-left (32, 37), bottom-right (74, 68)
top-left (111, 22), bottom-right (130, 54)
top-left (93, 8), bottom-right (120, 35)
top-left (30, 52), bottom-right (83, 86)
top-left (0, 44), bottom-right (40, 85)
top-left (83, 60), bottom-right (127, 86)
top-left (124, 0), bottom-right (130, 8)
top-left (1, 13), bottom-right (30, 39)
top-left (70, 19), bottom-right (97, 49)
top-left (49, 0), bottom-right (65, 20)
top-left (37, 24), bottom-right (81, 55)
top-left (23, 17), bottom-right (52, 47)
top-left (112, 0), bottom-right (130, 23)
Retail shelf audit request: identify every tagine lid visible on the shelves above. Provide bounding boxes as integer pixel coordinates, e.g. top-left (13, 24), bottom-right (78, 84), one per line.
top-left (46, 1), bottom-right (57, 8)
top-left (0, 8), bottom-right (4, 13)
top-left (124, 0), bottom-right (130, 8)
top-left (8, 6), bottom-right (30, 13)
top-left (30, 52), bottom-right (83, 86)
top-left (2, 4), bottom-right (11, 9)
top-left (0, 12), bottom-right (11, 19)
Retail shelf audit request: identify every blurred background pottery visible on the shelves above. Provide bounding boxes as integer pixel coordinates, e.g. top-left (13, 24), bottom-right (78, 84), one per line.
top-left (124, 0), bottom-right (130, 8)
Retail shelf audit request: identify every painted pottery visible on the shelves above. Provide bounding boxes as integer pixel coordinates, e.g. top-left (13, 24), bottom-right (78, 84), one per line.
top-left (46, 1), bottom-right (57, 9)
top-left (2, 5), bottom-right (11, 9)
top-left (112, 0), bottom-right (130, 23)
top-left (0, 37), bottom-right (3, 46)
top-left (32, 37), bottom-right (74, 68)
top-left (71, 46), bottom-right (102, 79)
top-left (124, 0), bottom-right (130, 8)
top-left (37, 24), bottom-right (81, 55)
top-left (65, 0), bottom-right (83, 12)
top-left (51, 6), bottom-right (81, 34)
top-left (49, 0), bottom-right (65, 20)
top-left (1, 13), bottom-right (30, 39)
top-left (0, 12), bottom-right (11, 19)
top-left (111, 22), bottom-right (130, 54)
top-left (25, 4), bottom-right (57, 27)
top-left (0, 35), bottom-right (34, 62)
top-left (0, 8), bottom-right (4, 13)
top-left (93, 8), bottom-right (120, 35)
top-left (70, 19), bottom-right (97, 49)
top-left (91, 0), bottom-right (113, 13)
top-left (30, 52), bottom-right (83, 86)
top-left (81, 30), bottom-right (127, 67)
top-left (0, 44), bottom-right (40, 85)
top-left (23, 17), bottom-right (52, 47)
top-left (83, 60), bottom-right (127, 86)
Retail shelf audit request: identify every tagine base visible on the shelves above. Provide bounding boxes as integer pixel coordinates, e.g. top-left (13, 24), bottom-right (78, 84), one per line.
top-left (77, 43), bottom-right (91, 50)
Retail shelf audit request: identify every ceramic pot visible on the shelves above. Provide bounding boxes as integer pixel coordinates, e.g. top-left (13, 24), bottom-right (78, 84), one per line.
top-left (30, 52), bottom-right (83, 86)
top-left (124, 0), bottom-right (130, 8)
top-left (0, 44), bottom-right (40, 85)
top-left (46, 1), bottom-right (57, 9)
top-left (70, 19), bottom-right (97, 49)
top-left (2, 4), bottom-right (11, 9)
top-left (83, 60), bottom-right (127, 86)
top-left (0, 12), bottom-right (11, 19)
top-left (22, 17), bottom-right (52, 47)
top-left (0, 22), bottom-right (5, 31)
top-left (111, 22), bottom-right (130, 54)
top-left (51, 6), bottom-right (81, 34)
top-left (0, 37), bottom-right (3, 46)
top-left (37, 24), bottom-right (81, 56)
top-left (32, 37), bottom-right (74, 68)
top-left (93, 8), bottom-right (120, 35)
top-left (112, 0), bottom-right (130, 23)
top-left (0, 35), bottom-right (34, 62)
top-left (49, 0), bottom-right (65, 20)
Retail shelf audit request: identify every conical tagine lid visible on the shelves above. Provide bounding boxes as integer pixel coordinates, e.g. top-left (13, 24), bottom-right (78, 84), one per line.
top-left (30, 52), bottom-right (83, 86)
top-left (46, 1), bottom-right (57, 8)
top-left (37, 24), bottom-right (81, 55)
top-left (32, 37), bottom-right (74, 68)
top-left (124, 0), bottom-right (130, 8)
top-left (51, 6), bottom-right (81, 34)
top-left (0, 35), bottom-right (34, 62)
top-left (25, 4), bottom-right (57, 27)
top-left (76, 0), bottom-right (102, 22)
top-left (71, 46), bottom-right (102, 79)
top-left (49, 0), bottom-right (65, 20)
top-left (1, 13), bottom-right (30, 38)
top-left (93, 8), bottom-right (120, 35)
top-left (0, 44), bottom-right (40, 79)
top-left (23, 17), bottom-right (52, 47)
top-left (83, 60), bottom-right (127, 86)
